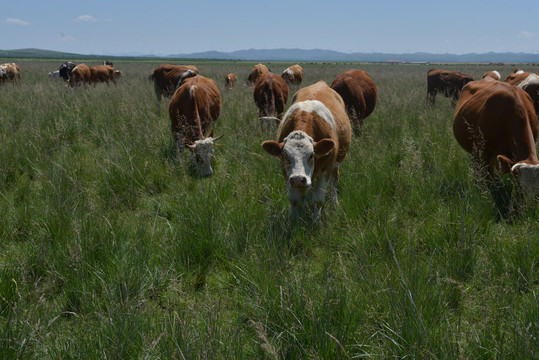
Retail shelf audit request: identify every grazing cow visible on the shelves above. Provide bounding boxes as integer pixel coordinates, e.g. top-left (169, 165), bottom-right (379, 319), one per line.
top-left (261, 81), bottom-right (352, 221)
top-left (68, 64), bottom-right (91, 87)
top-left (102, 60), bottom-right (113, 66)
top-left (427, 68), bottom-right (473, 105)
top-left (149, 64), bottom-right (200, 114)
top-left (482, 70), bottom-right (501, 81)
top-left (247, 63), bottom-right (270, 85)
top-left (224, 73), bottom-right (237, 90)
top-left (114, 70), bottom-right (123, 80)
top-left (330, 69), bottom-right (377, 134)
top-left (169, 74), bottom-right (222, 176)
top-left (253, 72), bottom-right (289, 130)
top-left (505, 72), bottom-right (539, 117)
top-left (59, 61), bottom-right (76, 81)
top-left (281, 64), bottom-right (303, 85)
top-left (0, 63), bottom-right (22, 84)
top-left (48, 70), bottom-right (62, 81)
top-left (89, 65), bottom-right (116, 85)
top-left (453, 78), bottom-right (539, 199)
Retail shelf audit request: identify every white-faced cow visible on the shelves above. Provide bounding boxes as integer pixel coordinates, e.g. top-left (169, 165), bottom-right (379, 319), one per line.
top-left (281, 64), bottom-right (303, 86)
top-left (330, 69), bottom-right (377, 134)
top-left (68, 64), bottom-right (91, 87)
top-left (224, 73), bottom-right (237, 91)
top-left (427, 68), bottom-right (473, 105)
top-left (0, 63), bottom-right (22, 84)
top-left (261, 81), bottom-right (352, 221)
top-left (482, 70), bottom-right (501, 81)
top-left (102, 60), bottom-right (113, 66)
top-left (149, 64), bottom-right (200, 115)
top-left (168, 74), bottom-right (222, 176)
top-left (247, 63), bottom-right (270, 85)
top-left (253, 72), bottom-right (289, 130)
top-left (59, 61), bottom-right (76, 81)
top-left (453, 77), bottom-right (539, 200)
top-left (505, 72), bottom-right (539, 117)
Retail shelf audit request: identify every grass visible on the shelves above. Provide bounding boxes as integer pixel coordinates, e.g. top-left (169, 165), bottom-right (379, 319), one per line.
top-left (0, 59), bottom-right (538, 359)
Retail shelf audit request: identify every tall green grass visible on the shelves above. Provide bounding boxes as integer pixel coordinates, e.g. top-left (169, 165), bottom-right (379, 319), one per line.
top-left (0, 59), bottom-right (537, 359)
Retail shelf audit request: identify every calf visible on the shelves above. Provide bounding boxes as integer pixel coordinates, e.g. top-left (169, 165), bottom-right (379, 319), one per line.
top-left (427, 68), bottom-right (473, 105)
top-left (262, 81), bottom-right (351, 221)
top-left (0, 63), bottom-right (22, 84)
top-left (224, 73), bottom-right (237, 90)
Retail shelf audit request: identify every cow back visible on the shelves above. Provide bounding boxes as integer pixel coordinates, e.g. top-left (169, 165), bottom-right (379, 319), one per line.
top-left (254, 72), bottom-right (289, 117)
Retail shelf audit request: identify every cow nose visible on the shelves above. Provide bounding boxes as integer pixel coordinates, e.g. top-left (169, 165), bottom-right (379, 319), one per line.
top-left (289, 176), bottom-right (307, 188)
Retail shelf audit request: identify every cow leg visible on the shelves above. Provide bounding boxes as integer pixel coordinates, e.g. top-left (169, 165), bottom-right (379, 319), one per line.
top-left (312, 174), bottom-right (330, 222)
top-left (329, 166), bottom-right (339, 204)
top-left (288, 188), bottom-right (302, 220)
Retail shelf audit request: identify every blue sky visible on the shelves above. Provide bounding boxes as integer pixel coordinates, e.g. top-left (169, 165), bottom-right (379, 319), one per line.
top-left (2, 0), bottom-right (539, 56)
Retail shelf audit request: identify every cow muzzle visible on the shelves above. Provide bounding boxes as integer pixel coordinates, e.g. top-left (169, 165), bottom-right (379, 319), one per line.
top-left (289, 175), bottom-right (311, 191)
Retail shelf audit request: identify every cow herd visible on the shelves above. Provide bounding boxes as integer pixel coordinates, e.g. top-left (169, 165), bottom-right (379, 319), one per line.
top-left (3, 60), bottom-right (539, 220)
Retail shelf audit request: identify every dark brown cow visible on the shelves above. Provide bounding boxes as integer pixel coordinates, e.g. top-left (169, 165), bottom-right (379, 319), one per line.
top-left (505, 72), bottom-right (539, 117)
top-left (149, 64), bottom-right (200, 114)
top-left (169, 74), bottom-right (222, 176)
top-left (0, 63), bottom-right (22, 84)
top-left (453, 78), bottom-right (539, 199)
top-left (247, 63), bottom-right (270, 85)
top-left (68, 64), bottom-right (91, 87)
top-left (224, 73), bottom-right (237, 90)
top-left (330, 69), bottom-right (377, 134)
top-left (253, 72), bottom-right (289, 130)
top-left (89, 65), bottom-right (116, 85)
top-left (427, 68), bottom-right (473, 105)
top-left (261, 81), bottom-right (352, 221)
top-left (281, 64), bottom-right (303, 85)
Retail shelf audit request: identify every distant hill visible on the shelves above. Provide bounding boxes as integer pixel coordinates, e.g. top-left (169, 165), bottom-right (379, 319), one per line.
top-left (1, 48), bottom-right (539, 63)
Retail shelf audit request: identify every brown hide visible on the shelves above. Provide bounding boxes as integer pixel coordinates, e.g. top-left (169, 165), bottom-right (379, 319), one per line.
top-left (0, 63), bottom-right (22, 84)
top-left (427, 68), bottom-right (473, 105)
top-left (482, 71), bottom-right (500, 81)
top-left (330, 69), bottom-right (377, 132)
top-left (253, 72), bottom-right (289, 118)
top-left (281, 64), bottom-right (303, 85)
top-left (150, 65), bottom-right (200, 112)
top-left (68, 64), bottom-right (91, 87)
top-left (453, 78), bottom-right (539, 172)
top-left (248, 63), bottom-right (269, 84)
top-left (168, 75), bottom-right (222, 144)
top-left (89, 65), bottom-right (116, 85)
top-left (505, 72), bottom-right (539, 117)
top-left (224, 73), bottom-right (237, 90)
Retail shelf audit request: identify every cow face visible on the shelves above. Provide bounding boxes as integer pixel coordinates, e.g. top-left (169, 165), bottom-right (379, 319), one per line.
top-left (511, 163), bottom-right (539, 199)
top-left (186, 134), bottom-right (223, 177)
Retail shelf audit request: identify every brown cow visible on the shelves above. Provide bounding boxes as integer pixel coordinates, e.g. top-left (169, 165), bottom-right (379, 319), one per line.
top-left (89, 65), bottom-right (116, 85)
top-left (330, 69), bottom-right (377, 134)
top-left (261, 81), bottom-right (352, 221)
top-left (68, 64), bottom-right (91, 87)
top-left (427, 68), bottom-right (473, 105)
top-left (253, 72), bottom-right (289, 130)
top-left (149, 64), bottom-right (200, 114)
top-left (281, 64), bottom-right (303, 85)
top-left (505, 72), bottom-right (539, 117)
top-left (247, 63), bottom-right (270, 85)
top-left (224, 73), bottom-right (237, 91)
top-left (0, 63), bottom-right (22, 84)
top-left (169, 74), bottom-right (222, 176)
top-left (482, 70), bottom-right (501, 81)
top-left (453, 77), bottom-right (539, 199)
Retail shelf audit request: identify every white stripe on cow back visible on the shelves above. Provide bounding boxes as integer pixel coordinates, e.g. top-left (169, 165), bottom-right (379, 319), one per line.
top-left (283, 100), bottom-right (335, 129)
top-left (189, 85), bottom-right (197, 99)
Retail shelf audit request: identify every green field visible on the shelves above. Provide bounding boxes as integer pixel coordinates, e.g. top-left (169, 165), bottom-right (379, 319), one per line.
top-left (1, 59), bottom-right (538, 359)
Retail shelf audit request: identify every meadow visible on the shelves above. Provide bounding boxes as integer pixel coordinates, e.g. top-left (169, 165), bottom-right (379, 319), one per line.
top-left (0, 58), bottom-right (538, 359)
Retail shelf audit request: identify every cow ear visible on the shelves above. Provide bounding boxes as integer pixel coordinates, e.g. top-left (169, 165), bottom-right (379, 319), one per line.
top-left (313, 139), bottom-right (335, 158)
top-left (497, 155), bottom-right (515, 173)
top-left (261, 140), bottom-right (283, 156)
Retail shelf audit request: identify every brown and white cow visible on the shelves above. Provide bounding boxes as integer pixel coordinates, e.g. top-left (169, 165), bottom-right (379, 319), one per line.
top-left (89, 65), bottom-right (116, 85)
top-left (169, 74), bottom-right (222, 176)
top-left (0, 63), bottom-right (22, 84)
top-left (453, 77), bottom-right (539, 199)
top-left (281, 64), bottom-right (303, 86)
top-left (149, 64), bottom-right (200, 114)
top-left (114, 70), bottom-right (123, 80)
top-left (68, 64), bottom-right (91, 87)
top-left (247, 63), bottom-right (270, 85)
top-left (427, 68), bottom-right (473, 105)
top-left (224, 73), bottom-right (237, 90)
top-left (505, 72), bottom-right (539, 117)
top-left (482, 70), bottom-right (501, 81)
top-left (253, 72), bottom-right (289, 130)
top-left (330, 69), bottom-right (377, 134)
top-left (261, 81), bottom-right (352, 221)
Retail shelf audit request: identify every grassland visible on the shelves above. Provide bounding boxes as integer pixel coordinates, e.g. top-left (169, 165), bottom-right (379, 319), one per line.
top-left (0, 59), bottom-right (538, 359)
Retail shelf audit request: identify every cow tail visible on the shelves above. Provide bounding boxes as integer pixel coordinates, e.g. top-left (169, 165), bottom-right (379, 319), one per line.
top-left (268, 75), bottom-right (276, 117)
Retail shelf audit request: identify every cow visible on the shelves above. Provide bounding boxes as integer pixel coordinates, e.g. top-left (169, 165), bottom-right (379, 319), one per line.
top-left (59, 61), bottom-right (76, 81)
top-left (48, 70), bottom-right (62, 81)
top-left (68, 64), bottom-right (91, 87)
top-left (149, 64), bottom-right (200, 115)
top-left (168, 74), bottom-right (222, 176)
top-left (505, 72), bottom-right (539, 117)
top-left (261, 81), bottom-right (352, 221)
top-left (253, 72), bottom-right (289, 130)
top-left (89, 65), bottom-right (116, 85)
top-left (224, 73), bottom-right (237, 91)
top-left (453, 77), bottom-right (539, 201)
top-left (281, 64), bottom-right (303, 85)
top-left (482, 70), bottom-right (501, 81)
top-left (330, 69), bottom-right (377, 134)
top-left (114, 70), bottom-right (123, 80)
top-left (0, 63), bottom-right (22, 84)
top-left (247, 63), bottom-right (270, 85)
top-left (102, 60), bottom-right (113, 66)
top-left (427, 68), bottom-right (473, 105)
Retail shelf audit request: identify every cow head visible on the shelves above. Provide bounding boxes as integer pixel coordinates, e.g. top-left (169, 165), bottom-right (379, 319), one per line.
top-left (184, 130), bottom-right (223, 177)
top-left (262, 130), bottom-right (335, 194)
top-left (498, 155), bottom-right (539, 199)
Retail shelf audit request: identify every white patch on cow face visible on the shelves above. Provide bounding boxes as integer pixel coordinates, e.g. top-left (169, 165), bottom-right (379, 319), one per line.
top-left (492, 70), bottom-right (501, 80)
top-left (515, 69), bottom-right (525, 74)
top-left (281, 130), bottom-right (315, 193)
top-left (512, 163), bottom-right (539, 199)
top-left (283, 100), bottom-right (335, 130)
top-left (190, 138), bottom-right (215, 177)
top-left (518, 73), bottom-right (539, 89)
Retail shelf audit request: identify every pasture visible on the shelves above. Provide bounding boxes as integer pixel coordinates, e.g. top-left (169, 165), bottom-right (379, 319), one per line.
top-left (1, 59), bottom-right (538, 359)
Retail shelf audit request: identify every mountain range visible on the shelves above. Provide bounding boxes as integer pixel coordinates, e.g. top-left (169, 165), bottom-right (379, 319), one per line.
top-left (1, 48), bottom-right (539, 63)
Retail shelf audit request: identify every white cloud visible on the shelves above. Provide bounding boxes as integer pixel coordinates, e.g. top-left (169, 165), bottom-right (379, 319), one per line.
top-left (76, 15), bottom-right (98, 23)
top-left (1, 18), bottom-right (30, 26)
top-left (519, 31), bottom-right (539, 39)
